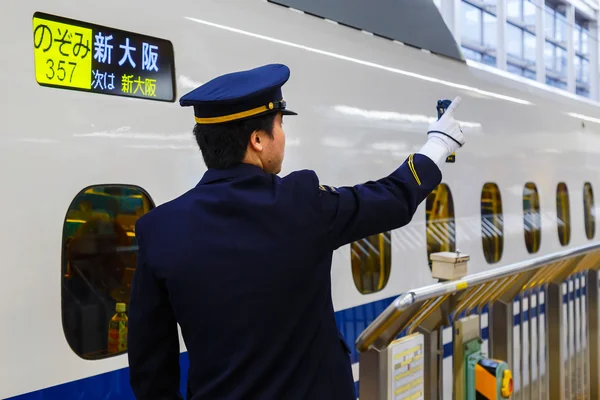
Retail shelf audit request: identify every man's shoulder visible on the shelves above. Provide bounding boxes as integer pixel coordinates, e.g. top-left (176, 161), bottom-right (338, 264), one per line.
top-left (280, 168), bottom-right (321, 187)
top-left (278, 169), bottom-right (322, 195)
top-left (281, 168), bottom-right (317, 180)
top-left (279, 169), bottom-right (342, 196)
top-left (135, 190), bottom-right (193, 233)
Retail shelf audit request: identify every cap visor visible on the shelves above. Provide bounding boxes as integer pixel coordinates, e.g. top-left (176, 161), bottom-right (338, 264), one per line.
top-left (281, 109), bottom-right (298, 116)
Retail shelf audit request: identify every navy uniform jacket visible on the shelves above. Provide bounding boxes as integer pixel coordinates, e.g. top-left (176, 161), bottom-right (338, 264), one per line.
top-left (128, 153), bottom-right (441, 400)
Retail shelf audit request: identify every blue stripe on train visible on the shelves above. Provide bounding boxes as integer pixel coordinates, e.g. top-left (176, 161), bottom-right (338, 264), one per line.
top-left (7, 284), bottom-right (579, 399)
top-left (8, 294), bottom-right (392, 400)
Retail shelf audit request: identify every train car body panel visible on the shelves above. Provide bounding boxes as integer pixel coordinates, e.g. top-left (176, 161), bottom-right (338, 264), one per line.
top-left (1, 0), bottom-right (599, 398)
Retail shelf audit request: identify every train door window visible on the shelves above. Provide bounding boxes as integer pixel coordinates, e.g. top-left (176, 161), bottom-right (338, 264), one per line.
top-left (426, 184), bottom-right (456, 268)
top-left (556, 182), bottom-right (571, 246)
top-left (523, 182), bottom-right (541, 254)
top-left (351, 232), bottom-right (391, 294)
top-left (481, 183), bottom-right (504, 264)
top-left (62, 185), bottom-right (154, 359)
top-left (583, 182), bottom-right (595, 240)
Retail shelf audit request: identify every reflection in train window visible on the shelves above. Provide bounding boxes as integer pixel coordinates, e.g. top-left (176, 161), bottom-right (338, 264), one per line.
top-left (557, 182), bottom-right (571, 246)
top-left (61, 185), bottom-right (154, 359)
top-left (351, 232), bottom-right (391, 294)
top-left (426, 183), bottom-right (456, 268)
top-left (584, 182), bottom-right (595, 240)
top-left (523, 182), bottom-right (541, 254)
top-left (481, 183), bottom-right (504, 264)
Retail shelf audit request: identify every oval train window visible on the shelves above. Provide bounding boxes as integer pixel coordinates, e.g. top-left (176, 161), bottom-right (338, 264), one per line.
top-left (556, 182), bottom-right (571, 246)
top-left (584, 182), bottom-right (595, 240)
top-left (425, 183), bottom-right (456, 268)
top-left (481, 183), bottom-right (504, 264)
top-left (351, 232), bottom-right (391, 294)
top-left (62, 185), bottom-right (154, 359)
top-left (523, 182), bottom-right (541, 254)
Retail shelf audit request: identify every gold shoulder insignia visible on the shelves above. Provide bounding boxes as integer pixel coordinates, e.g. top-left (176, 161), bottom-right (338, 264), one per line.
top-left (319, 185), bottom-right (338, 193)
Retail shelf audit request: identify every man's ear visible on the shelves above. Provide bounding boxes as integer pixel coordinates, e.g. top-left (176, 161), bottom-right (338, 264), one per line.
top-left (249, 130), bottom-right (264, 152)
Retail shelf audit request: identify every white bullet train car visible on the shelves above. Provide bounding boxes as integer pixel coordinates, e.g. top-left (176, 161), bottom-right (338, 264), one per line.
top-left (2, 0), bottom-right (600, 398)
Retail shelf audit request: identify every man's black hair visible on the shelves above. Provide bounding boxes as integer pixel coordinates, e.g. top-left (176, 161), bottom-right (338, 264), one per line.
top-left (193, 112), bottom-right (277, 169)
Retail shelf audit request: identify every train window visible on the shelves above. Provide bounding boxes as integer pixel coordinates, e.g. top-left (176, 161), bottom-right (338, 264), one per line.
top-left (61, 185), bottom-right (154, 359)
top-left (481, 183), bottom-right (504, 264)
top-left (351, 232), bottom-right (391, 294)
top-left (556, 182), bottom-right (571, 246)
top-left (584, 182), bottom-right (595, 240)
top-left (523, 182), bottom-right (541, 254)
top-left (426, 183), bottom-right (456, 268)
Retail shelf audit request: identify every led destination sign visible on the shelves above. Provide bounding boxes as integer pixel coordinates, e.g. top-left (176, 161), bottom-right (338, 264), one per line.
top-left (32, 12), bottom-right (175, 102)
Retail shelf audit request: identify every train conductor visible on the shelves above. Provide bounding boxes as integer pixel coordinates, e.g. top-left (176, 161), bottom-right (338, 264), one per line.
top-left (128, 63), bottom-right (465, 399)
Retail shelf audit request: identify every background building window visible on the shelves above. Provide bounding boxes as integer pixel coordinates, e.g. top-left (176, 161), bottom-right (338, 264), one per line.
top-left (555, 46), bottom-right (567, 75)
top-left (483, 12), bottom-right (497, 48)
top-left (523, 0), bottom-right (536, 26)
top-left (462, 47), bottom-right (483, 61)
top-left (351, 232), bottom-right (391, 294)
top-left (62, 185), bottom-right (154, 359)
top-left (461, 1), bottom-right (483, 44)
top-left (426, 184), bottom-right (456, 268)
top-left (523, 182), bottom-right (541, 254)
top-left (555, 11), bottom-right (567, 43)
top-left (545, 5), bottom-right (555, 38)
top-left (459, 0), bottom-right (590, 95)
top-left (481, 183), bottom-right (504, 264)
top-left (556, 182), bottom-right (571, 246)
top-left (544, 41), bottom-right (554, 70)
top-left (507, 0), bottom-right (522, 20)
top-left (582, 27), bottom-right (589, 54)
top-left (506, 23), bottom-right (524, 58)
top-left (584, 182), bottom-right (595, 240)
top-left (524, 31), bottom-right (536, 62)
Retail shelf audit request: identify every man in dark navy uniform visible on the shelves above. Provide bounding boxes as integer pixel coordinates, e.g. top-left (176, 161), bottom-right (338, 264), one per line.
top-left (128, 64), bottom-right (465, 399)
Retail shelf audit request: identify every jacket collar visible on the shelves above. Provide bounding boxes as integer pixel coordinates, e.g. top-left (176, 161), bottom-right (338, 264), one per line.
top-left (198, 163), bottom-right (269, 185)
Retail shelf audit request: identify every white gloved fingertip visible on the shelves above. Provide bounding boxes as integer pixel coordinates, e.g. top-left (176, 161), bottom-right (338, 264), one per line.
top-left (447, 96), bottom-right (462, 114)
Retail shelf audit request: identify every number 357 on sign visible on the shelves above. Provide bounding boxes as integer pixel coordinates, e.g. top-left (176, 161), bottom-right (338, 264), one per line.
top-left (32, 16), bottom-right (93, 90)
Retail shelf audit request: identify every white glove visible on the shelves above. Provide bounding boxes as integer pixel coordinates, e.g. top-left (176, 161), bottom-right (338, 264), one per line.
top-left (417, 96), bottom-right (465, 166)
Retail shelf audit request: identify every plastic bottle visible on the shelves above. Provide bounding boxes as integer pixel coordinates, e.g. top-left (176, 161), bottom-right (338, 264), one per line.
top-left (107, 302), bottom-right (128, 353)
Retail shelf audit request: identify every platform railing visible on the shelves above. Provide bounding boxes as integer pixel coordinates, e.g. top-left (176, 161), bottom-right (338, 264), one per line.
top-left (355, 242), bottom-right (600, 399)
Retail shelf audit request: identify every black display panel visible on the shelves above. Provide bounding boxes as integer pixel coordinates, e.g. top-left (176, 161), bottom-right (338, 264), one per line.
top-left (33, 12), bottom-right (176, 102)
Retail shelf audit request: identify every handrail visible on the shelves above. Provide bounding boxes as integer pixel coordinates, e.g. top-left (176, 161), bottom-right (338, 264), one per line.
top-left (355, 241), bottom-right (600, 352)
